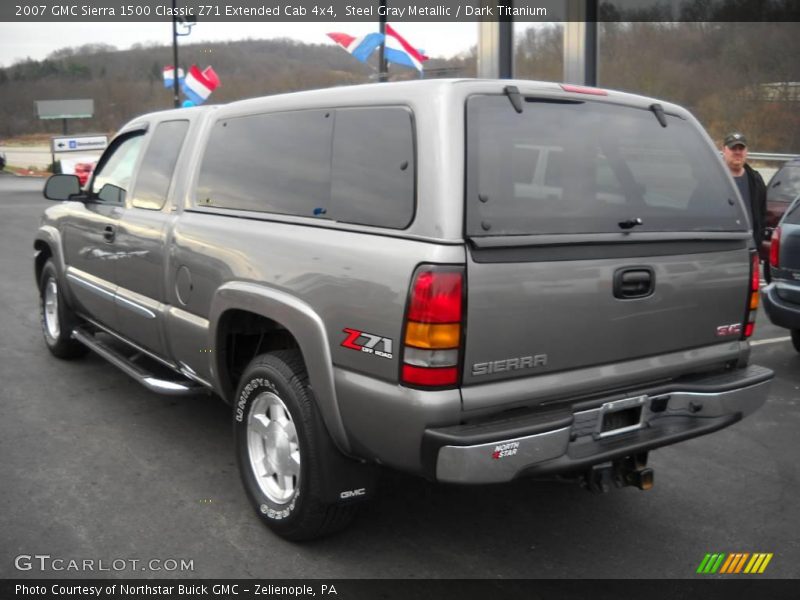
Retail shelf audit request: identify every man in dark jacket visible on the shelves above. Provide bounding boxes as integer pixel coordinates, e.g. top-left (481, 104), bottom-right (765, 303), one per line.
top-left (722, 131), bottom-right (767, 247)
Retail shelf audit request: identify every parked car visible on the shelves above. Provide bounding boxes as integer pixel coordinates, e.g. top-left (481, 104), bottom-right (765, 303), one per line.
top-left (762, 158), bottom-right (800, 261)
top-left (35, 80), bottom-right (773, 540)
top-left (762, 196), bottom-right (800, 351)
top-left (73, 161), bottom-right (96, 187)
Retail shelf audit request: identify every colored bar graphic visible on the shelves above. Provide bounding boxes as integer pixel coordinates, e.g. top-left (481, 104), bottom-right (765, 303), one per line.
top-left (746, 554), bottom-right (759, 573)
top-left (719, 554), bottom-right (736, 574)
top-left (734, 553), bottom-right (750, 573)
top-left (749, 554), bottom-right (767, 573)
top-left (758, 554), bottom-right (773, 573)
top-left (745, 554), bottom-right (756, 573)
top-left (697, 554), bottom-right (712, 574)
top-left (704, 554), bottom-right (720, 573)
top-left (721, 553), bottom-right (739, 574)
top-left (745, 553), bottom-right (759, 573)
top-left (710, 554), bottom-right (726, 573)
top-left (697, 552), bottom-right (772, 574)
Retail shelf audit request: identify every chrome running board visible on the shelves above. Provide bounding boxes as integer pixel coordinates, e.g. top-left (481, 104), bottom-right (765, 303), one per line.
top-left (72, 326), bottom-right (206, 397)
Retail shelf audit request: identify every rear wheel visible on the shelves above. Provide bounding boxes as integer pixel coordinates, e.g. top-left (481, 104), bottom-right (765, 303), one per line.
top-left (233, 351), bottom-right (359, 541)
top-left (39, 259), bottom-right (88, 359)
top-left (791, 330), bottom-right (800, 354)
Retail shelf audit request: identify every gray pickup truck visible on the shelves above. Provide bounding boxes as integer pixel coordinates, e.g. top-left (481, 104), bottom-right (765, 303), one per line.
top-left (36, 79), bottom-right (773, 540)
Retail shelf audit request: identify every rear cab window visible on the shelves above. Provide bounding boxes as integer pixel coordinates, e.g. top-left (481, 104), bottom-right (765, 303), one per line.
top-left (465, 95), bottom-right (748, 237)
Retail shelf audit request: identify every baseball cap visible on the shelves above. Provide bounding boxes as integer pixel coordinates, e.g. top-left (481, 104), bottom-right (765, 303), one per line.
top-left (724, 131), bottom-right (747, 148)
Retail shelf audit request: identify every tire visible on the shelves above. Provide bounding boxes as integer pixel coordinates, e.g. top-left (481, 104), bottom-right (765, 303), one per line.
top-left (791, 330), bottom-right (800, 354)
top-left (233, 350), bottom-right (358, 541)
top-left (39, 259), bottom-right (88, 359)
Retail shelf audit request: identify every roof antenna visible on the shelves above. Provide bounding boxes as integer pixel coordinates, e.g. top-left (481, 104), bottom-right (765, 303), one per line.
top-left (650, 103), bottom-right (667, 128)
top-left (505, 86), bottom-right (523, 114)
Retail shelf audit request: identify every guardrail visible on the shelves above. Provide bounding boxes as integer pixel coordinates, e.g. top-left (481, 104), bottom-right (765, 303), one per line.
top-left (748, 152), bottom-right (798, 162)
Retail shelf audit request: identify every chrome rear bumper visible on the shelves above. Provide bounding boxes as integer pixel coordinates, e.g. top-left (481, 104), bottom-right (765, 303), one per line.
top-left (426, 365), bottom-right (772, 484)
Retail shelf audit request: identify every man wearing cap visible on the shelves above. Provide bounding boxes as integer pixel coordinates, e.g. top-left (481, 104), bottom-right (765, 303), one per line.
top-left (722, 131), bottom-right (767, 247)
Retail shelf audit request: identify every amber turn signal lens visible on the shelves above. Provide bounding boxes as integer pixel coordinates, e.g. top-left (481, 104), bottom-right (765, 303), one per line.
top-left (404, 322), bottom-right (460, 349)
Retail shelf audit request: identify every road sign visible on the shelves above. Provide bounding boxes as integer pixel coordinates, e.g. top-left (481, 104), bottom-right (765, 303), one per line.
top-left (51, 135), bottom-right (108, 153)
top-left (37, 99), bottom-right (95, 136)
top-left (36, 99), bottom-right (94, 120)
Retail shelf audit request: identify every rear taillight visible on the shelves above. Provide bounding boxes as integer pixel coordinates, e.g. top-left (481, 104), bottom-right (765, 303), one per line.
top-left (769, 226), bottom-right (781, 269)
top-left (401, 268), bottom-right (463, 388)
top-left (743, 252), bottom-right (760, 339)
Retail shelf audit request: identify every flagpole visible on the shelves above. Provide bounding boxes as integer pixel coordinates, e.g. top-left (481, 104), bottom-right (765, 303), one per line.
top-left (378, 0), bottom-right (388, 82)
top-left (171, 0), bottom-right (180, 107)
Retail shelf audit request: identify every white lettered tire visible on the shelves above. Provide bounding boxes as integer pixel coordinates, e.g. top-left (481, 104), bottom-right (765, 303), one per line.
top-left (233, 350), bottom-right (358, 540)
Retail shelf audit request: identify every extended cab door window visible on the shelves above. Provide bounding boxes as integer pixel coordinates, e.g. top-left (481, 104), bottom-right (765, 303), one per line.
top-left (91, 133), bottom-right (145, 204)
top-left (131, 120), bottom-right (190, 210)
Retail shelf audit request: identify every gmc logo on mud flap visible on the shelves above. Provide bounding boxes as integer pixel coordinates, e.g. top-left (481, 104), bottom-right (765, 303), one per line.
top-left (341, 328), bottom-right (393, 359)
top-left (340, 488), bottom-right (366, 500)
top-left (716, 323), bottom-right (742, 337)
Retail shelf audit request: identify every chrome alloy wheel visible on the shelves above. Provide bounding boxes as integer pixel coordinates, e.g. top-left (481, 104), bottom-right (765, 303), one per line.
top-left (247, 391), bottom-right (301, 504)
top-left (43, 277), bottom-right (61, 340)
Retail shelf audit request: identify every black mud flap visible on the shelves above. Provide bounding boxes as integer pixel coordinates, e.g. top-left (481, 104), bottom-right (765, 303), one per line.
top-left (314, 410), bottom-right (379, 505)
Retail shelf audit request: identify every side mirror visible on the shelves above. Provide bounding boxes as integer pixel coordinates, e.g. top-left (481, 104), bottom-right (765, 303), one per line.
top-left (97, 182), bottom-right (126, 204)
top-left (44, 174), bottom-right (81, 201)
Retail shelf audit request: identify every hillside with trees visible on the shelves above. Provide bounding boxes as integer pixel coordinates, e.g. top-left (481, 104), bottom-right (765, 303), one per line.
top-left (0, 37), bottom-right (471, 138)
top-left (1, 21), bottom-right (798, 152)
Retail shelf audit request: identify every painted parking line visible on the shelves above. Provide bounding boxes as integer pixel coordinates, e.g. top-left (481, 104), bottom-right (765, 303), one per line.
top-left (750, 336), bottom-right (792, 346)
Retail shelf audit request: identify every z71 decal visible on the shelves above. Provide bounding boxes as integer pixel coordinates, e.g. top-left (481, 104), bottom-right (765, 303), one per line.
top-left (341, 328), bottom-right (394, 360)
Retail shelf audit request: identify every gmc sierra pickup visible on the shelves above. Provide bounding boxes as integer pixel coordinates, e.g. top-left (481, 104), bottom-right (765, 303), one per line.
top-left (36, 79), bottom-right (773, 540)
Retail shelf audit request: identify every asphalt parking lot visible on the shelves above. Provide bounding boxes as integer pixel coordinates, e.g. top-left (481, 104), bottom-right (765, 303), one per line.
top-left (1, 173), bottom-right (798, 580)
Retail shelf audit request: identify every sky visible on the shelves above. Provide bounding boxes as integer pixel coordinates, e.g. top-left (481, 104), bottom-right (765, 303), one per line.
top-left (0, 22), bottom-right (486, 68)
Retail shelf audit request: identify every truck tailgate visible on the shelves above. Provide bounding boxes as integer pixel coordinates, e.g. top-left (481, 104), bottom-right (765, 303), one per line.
top-left (462, 242), bottom-right (750, 387)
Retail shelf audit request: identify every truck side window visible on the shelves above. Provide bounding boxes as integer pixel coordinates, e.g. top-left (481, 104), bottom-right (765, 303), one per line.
top-left (196, 110), bottom-right (332, 217)
top-left (329, 107), bottom-right (415, 229)
top-left (91, 133), bottom-right (145, 204)
top-left (131, 120), bottom-right (190, 210)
